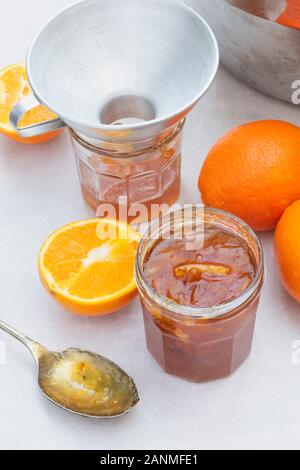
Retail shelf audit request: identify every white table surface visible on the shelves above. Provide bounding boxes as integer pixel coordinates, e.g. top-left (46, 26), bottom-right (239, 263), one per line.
top-left (1, 0), bottom-right (300, 451)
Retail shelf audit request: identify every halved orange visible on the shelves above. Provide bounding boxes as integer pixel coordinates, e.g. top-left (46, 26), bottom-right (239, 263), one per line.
top-left (38, 219), bottom-right (141, 316)
top-left (0, 63), bottom-right (63, 144)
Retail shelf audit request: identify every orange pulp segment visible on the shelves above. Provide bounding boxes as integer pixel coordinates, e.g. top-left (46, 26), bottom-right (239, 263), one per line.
top-left (0, 62), bottom-right (63, 144)
top-left (38, 219), bottom-right (141, 316)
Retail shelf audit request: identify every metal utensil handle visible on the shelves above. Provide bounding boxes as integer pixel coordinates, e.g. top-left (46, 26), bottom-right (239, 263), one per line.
top-left (0, 319), bottom-right (45, 362)
top-left (0, 319), bottom-right (35, 348)
top-left (9, 95), bottom-right (67, 138)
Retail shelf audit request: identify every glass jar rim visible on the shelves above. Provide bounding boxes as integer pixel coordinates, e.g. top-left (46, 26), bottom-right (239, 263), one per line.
top-left (69, 120), bottom-right (185, 157)
top-left (135, 206), bottom-right (265, 319)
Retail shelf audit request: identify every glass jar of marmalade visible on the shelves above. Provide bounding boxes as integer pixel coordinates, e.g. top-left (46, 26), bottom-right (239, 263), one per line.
top-left (135, 207), bottom-right (265, 382)
top-left (70, 122), bottom-right (183, 221)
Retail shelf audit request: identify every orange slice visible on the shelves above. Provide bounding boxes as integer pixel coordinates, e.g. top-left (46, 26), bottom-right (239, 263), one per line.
top-left (0, 62), bottom-right (63, 144)
top-left (38, 219), bottom-right (141, 316)
top-left (277, 1), bottom-right (300, 29)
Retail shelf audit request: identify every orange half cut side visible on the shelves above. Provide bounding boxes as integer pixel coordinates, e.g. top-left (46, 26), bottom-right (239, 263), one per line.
top-left (0, 62), bottom-right (63, 144)
top-left (38, 219), bottom-right (141, 316)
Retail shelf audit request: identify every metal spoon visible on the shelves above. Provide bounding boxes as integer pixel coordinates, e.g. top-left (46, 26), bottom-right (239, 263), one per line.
top-left (0, 320), bottom-right (139, 418)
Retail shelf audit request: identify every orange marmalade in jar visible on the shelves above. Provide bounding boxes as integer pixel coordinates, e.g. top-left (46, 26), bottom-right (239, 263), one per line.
top-left (135, 207), bottom-right (265, 382)
top-left (70, 122), bottom-right (183, 222)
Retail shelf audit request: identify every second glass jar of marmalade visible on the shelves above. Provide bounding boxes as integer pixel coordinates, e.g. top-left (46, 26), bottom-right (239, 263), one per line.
top-left (135, 207), bottom-right (265, 382)
top-left (70, 122), bottom-right (183, 221)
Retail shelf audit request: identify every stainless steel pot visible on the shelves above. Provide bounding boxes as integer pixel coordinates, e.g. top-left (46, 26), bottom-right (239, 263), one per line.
top-left (182, 0), bottom-right (300, 103)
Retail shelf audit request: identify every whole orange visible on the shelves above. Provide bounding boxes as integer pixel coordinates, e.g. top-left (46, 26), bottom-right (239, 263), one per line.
top-left (198, 120), bottom-right (300, 231)
top-left (274, 200), bottom-right (300, 303)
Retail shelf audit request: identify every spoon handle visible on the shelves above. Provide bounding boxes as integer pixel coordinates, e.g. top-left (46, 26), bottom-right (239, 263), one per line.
top-left (0, 320), bottom-right (45, 362)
